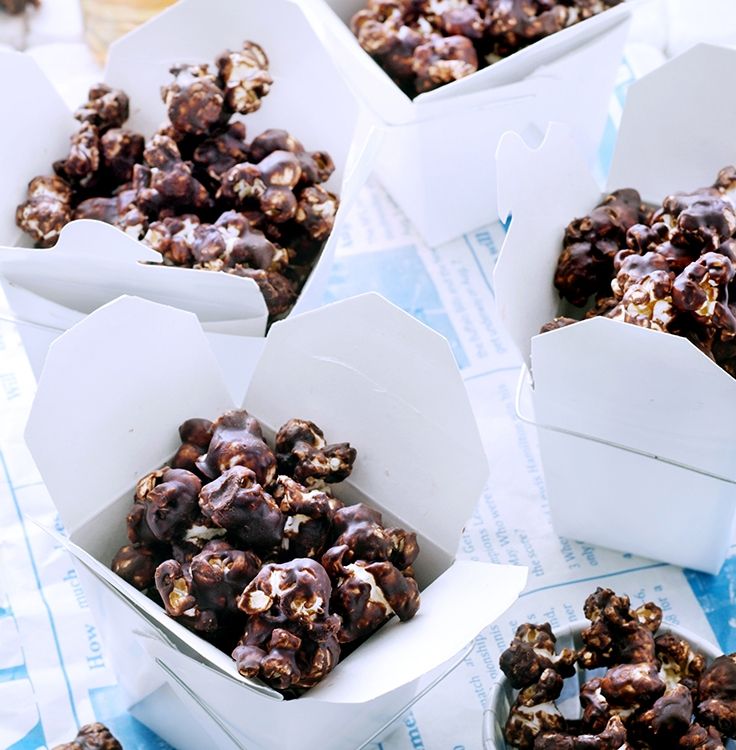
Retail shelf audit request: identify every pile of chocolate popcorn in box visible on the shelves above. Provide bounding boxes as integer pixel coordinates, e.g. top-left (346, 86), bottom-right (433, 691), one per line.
top-left (15, 41), bottom-right (338, 319)
top-left (110, 409), bottom-right (421, 695)
top-left (546, 167), bottom-right (736, 377)
top-left (499, 588), bottom-right (736, 749)
top-left (350, 0), bottom-right (621, 96)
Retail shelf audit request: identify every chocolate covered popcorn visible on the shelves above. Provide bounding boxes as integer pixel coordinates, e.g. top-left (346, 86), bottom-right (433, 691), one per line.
top-left (545, 168), bottom-right (736, 377)
top-left (498, 588), bottom-right (734, 749)
top-left (111, 409), bottom-right (421, 694)
top-left (15, 42), bottom-right (339, 321)
top-left (350, 0), bottom-right (621, 96)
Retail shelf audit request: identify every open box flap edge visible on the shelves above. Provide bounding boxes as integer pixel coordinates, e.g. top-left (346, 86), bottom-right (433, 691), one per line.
top-left (24, 296), bottom-right (235, 535)
top-left (246, 292), bottom-right (490, 558)
top-left (0, 49), bottom-right (76, 246)
top-left (0, 220), bottom-right (268, 325)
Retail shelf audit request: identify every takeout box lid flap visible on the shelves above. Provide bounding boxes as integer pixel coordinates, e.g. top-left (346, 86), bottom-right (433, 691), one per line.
top-left (245, 292), bottom-right (489, 555)
top-left (25, 296), bottom-right (235, 534)
top-left (607, 44), bottom-right (736, 201)
top-left (0, 219), bottom-right (268, 323)
top-left (105, 0), bottom-right (359, 191)
top-left (494, 123), bottom-right (599, 367)
top-left (530, 316), bottom-right (736, 482)
top-left (0, 50), bottom-right (76, 247)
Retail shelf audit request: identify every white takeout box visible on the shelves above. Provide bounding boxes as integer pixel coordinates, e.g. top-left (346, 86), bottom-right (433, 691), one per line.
top-left (306, 0), bottom-right (632, 245)
top-left (0, 0), bottom-right (374, 384)
top-left (0, 220), bottom-right (268, 400)
top-left (494, 44), bottom-right (736, 575)
top-left (25, 292), bottom-right (528, 750)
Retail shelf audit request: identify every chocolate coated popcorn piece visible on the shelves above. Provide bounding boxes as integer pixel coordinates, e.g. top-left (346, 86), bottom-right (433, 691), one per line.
top-left (327, 503), bottom-right (420, 571)
top-left (216, 41), bottom-right (273, 114)
top-left (629, 683), bottom-right (693, 744)
top-left (190, 540), bottom-right (261, 612)
top-left (412, 34), bottom-right (478, 92)
top-left (198, 466), bottom-right (283, 551)
top-left (322, 544), bottom-right (420, 642)
top-left (213, 210), bottom-right (288, 271)
top-left (275, 418), bottom-right (357, 486)
top-left (231, 614), bottom-right (341, 690)
top-left (671, 196), bottom-right (736, 252)
top-left (197, 409), bottom-right (277, 485)
top-left (673, 252), bottom-right (736, 333)
top-left (218, 151), bottom-right (302, 223)
top-left (227, 266), bottom-right (297, 318)
top-left (100, 128), bottom-right (145, 184)
top-left (75, 84), bottom-right (129, 131)
top-left (697, 654), bottom-right (736, 739)
top-left (249, 129), bottom-right (335, 186)
top-left (171, 417), bottom-right (214, 473)
top-left (161, 63), bottom-right (225, 136)
top-left (192, 121), bottom-right (249, 182)
top-left (60, 121), bottom-right (100, 183)
top-left (51, 722), bottom-right (122, 750)
top-left (656, 632), bottom-right (707, 694)
top-left (274, 475), bottom-right (338, 558)
top-left (679, 723), bottom-right (726, 749)
top-left (294, 185), bottom-right (339, 241)
top-left (419, 0), bottom-right (487, 38)
top-left (539, 317), bottom-right (577, 334)
top-left (73, 188), bottom-right (148, 240)
top-left (534, 715), bottom-right (628, 750)
top-left (142, 467), bottom-right (202, 542)
top-left (504, 668), bottom-right (567, 750)
top-left (555, 190), bottom-right (648, 307)
top-left (238, 558), bottom-right (340, 637)
top-left (500, 622), bottom-right (577, 690)
top-left (136, 134), bottom-right (212, 215)
top-left (351, 2), bottom-right (414, 58)
top-left (15, 175), bottom-right (72, 247)
top-left (578, 587), bottom-right (661, 669)
top-left (111, 543), bottom-right (159, 591)
top-left (600, 662), bottom-right (666, 707)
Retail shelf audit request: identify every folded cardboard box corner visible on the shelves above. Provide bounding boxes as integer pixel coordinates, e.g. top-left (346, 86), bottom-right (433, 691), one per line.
top-left (25, 292), bottom-right (527, 750)
top-left (0, 0), bottom-right (375, 393)
top-left (306, 0), bottom-right (632, 246)
top-left (494, 43), bottom-right (736, 575)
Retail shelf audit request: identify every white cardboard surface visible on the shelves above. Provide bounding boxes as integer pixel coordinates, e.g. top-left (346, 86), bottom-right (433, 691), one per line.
top-left (0, 220), bottom-right (268, 385)
top-left (246, 293), bottom-right (488, 561)
top-left (608, 43), bottom-right (736, 202)
top-left (493, 45), bottom-right (736, 573)
top-left (309, 0), bottom-right (631, 245)
top-left (24, 294), bottom-right (526, 750)
top-left (0, 0), bottom-right (373, 375)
